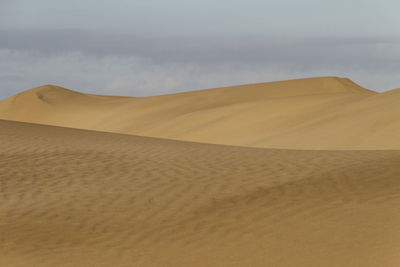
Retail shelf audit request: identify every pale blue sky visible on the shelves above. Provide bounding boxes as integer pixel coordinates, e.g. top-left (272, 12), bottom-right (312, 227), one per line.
top-left (1, 0), bottom-right (400, 98)
top-left (2, 0), bottom-right (399, 36)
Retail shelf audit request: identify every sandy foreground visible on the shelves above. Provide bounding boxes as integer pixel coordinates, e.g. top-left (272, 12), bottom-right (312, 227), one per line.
top-left (1, 119), bottom-right (400, 266)
top-left (1, 76), bottom-right (400, 150)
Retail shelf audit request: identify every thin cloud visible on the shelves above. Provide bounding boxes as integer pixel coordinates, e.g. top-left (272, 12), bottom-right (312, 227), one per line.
top-left (1, 30), bottom-right (399, 99)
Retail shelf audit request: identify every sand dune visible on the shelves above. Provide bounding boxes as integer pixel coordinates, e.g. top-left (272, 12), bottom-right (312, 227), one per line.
top-left (3, 76), bottom-right (400, 149)
top-left (1, 119), bottom-right (400, 266)
top-left (1, 77), bottom-right (399, 266)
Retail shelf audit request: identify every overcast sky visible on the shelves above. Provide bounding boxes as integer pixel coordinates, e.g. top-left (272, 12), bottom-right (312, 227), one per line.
top-left (1, 0), bottom-right (400, 98)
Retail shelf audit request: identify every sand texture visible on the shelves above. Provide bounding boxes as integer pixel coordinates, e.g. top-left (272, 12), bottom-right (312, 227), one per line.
top-left (2, 76), bottom-right (400, 150)
top-left (1, 119), bottom-right (400, 266)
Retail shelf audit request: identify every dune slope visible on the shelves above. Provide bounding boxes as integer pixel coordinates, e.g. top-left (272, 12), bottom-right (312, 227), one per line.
top-left (1, 119), bottom-right (400, 266)
top-left (3, 76), bottom-right (400, 150)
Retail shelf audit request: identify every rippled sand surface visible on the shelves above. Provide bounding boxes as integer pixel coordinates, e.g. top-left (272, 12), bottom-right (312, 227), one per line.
top-left (1, 120), bottom-right (400, 266)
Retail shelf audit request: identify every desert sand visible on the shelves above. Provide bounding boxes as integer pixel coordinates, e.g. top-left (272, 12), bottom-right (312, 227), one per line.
top-left (1, 76), bottom-right (400, 150)
top-left (1, 77), bottom-right (400, 266)
top-left (1, 119), bottom-right (400, 266)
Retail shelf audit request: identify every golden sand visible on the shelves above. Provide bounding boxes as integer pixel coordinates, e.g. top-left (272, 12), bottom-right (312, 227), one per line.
top-left (1, 77), bottom-right (400, 266)
top-left (2, 77), bottom-right (400, 150)
top-left (1, 120), bottom-right (400, 266)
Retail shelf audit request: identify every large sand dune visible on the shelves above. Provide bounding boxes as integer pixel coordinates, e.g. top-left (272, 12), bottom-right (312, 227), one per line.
top-left (1, 119), bottom-right (400, 266)
top-left (2, 76), bottom-right (400, 149)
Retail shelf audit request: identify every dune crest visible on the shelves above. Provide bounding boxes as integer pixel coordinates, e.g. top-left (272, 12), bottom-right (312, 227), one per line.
top-left (2, 76), bottom-right (400, 149)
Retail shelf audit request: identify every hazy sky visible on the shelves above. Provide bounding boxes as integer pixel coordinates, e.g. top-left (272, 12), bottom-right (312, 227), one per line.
top-left (1, 0), bottom-right (400, 98)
